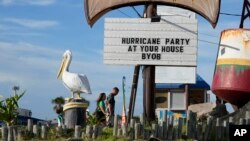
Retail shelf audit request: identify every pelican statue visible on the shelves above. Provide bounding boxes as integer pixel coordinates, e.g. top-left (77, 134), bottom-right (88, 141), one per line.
top-left (57, 50), bottom-right (91, 99)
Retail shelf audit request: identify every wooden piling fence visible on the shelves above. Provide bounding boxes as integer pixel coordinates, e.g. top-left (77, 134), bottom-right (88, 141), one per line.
top-left (1, 110), bottom-right (250, 140)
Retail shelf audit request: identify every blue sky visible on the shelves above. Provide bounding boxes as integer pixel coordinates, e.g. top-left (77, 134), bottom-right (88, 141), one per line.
top-left (0, 0), bottom-right (247, 119)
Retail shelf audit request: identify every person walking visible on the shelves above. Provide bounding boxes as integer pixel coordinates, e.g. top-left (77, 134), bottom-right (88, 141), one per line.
top-left (106, 87), bottom-right (119, 127)
top-left (96, 93), bottom-right (107, 125)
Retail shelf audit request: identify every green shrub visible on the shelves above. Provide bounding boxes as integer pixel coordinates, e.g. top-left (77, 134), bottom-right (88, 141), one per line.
top-left (47, 127), bottom-right (59, 140)
top-left (86, 114), bottom-right (98, 125)
top-left (61, 128), bottom-right (74, 138)
top-left (18, 127), bottom-right (35, 140)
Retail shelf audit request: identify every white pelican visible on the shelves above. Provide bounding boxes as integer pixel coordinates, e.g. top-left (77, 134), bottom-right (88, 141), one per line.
top-left (57, 50), bottom-right (92, 99)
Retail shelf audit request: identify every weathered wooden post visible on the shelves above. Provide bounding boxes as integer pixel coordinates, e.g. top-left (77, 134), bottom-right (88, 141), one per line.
top-left (17, 128), bottom-right (23, 141)
top-left (197, 124), bottom-right (203, 141)
top-left (33, 125), bottom-right (39, 137)
top-left (229, 117), bottom-right (233, 124)
top-left (92, 125), bottom-right (98, 139)
top-left (173, 126), bottom-right (178, 140)
top-left (162, 121), bottom-right (167, 140)
top-left (239, 118), bottom-right (245, 125)
top-left (129, 118), bottom-right (135, 140)
top-left (246, 111), bottom-right (250, 125)
top-left (113, 115), bottom-right (118, 136)
top-left (122, 124), bottom-right (127, 136)
top-left (12, 126), bottom-right (17, 141)
top-left (177, 118), bottom-right (183, 139)
top-left (117, 128), bottom-right (122, 137)
top-left (215, 118), bottom-right (221, 141)
top-left (130, 118), bottom-right (135, 129)
top-left (41, 125), bottom-right (47, 140)
top-left (74, 125), bottom-right (81, 139)
top-left (152, 123), bottom-right (158, 138)
top-left (158, 123), bottom-right (163, 139)
top-left (134, 123), bottom-right (141, 140)
top-left (1, 126), bottom-right (8, 141)
top-left (86, 125), bottom-right (93, 138)
top-left (167, 124), bottom-right (174, 140)
top-left (143, 3), bottom-right (157, 123)
top-left (167, 116), bottom-right (175, 140)
top-left (64, 99), bottom-right (88, 129)
top-left (27, 119), bottom-right (33, 132)
top-left (81, 131), bottom-right (85, 139)
top-left (222, 120), bottom-right (228, 141)
top-left (204, 117), bottom-right (212, 141)
top-left (168, 115), bottom-right (174, 126)
top-left (7, 126), bottom-right (14, 141)
top-left (140, 123), bottom-right (144, 138)
top-left (187, 111), bottom-right (197, 139)
top-left (140, 113), bottom-right (144, 126)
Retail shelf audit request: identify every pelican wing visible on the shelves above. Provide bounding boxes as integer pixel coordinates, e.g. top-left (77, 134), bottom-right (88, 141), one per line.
top-left (78, 74), bottom-right (92, 94)
top-left (62, 72), bottom-right (92, 94)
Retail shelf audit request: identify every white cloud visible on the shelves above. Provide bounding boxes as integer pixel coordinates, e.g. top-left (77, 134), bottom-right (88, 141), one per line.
top-left (0, 0), bottom-right (56, 6)
top-left (4, 18), bottom-right (59, 29)
top-left (0, 0), bottom-right (12, 5)
top-left (24, 0), bottom-right (56, 6)
top-left (0, 94), bottom-right (5, 100)
top-left (0, 41), bottom-right (60, 56)
top-left (0, 32), bottom-right (45, 37)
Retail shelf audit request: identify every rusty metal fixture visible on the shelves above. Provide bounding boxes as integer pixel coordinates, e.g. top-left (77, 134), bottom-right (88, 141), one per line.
top-left (240, 0), bottom-right (250, 28)
top-left (212, 29), bottom-right (250, 107)
top-left (84, 0), bottom-right (221, 28)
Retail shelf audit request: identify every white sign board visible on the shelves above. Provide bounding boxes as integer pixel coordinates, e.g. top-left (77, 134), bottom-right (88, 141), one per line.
top-left (104, 18), bottom-right (198, 66)
top-left (155, 66), bottom-right (196, 84)
top-left (157, 6), bottom-right (196, 19)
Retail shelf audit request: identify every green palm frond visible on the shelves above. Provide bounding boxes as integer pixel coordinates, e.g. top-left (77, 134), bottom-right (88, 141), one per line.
top-left (51, 96), bottom-right (65, 115)
top-left (0, 91), bottom-right (25, 126)
top-left (51, 96), bottom-right (65, 105)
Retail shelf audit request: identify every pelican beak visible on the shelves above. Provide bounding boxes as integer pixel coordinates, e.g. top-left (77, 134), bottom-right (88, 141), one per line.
top-left (57, 56), bottom-right (66, 79)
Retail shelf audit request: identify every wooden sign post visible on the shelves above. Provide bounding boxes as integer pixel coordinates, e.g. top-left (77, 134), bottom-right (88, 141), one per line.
top-left (143, 3), bottom-right (157, 122)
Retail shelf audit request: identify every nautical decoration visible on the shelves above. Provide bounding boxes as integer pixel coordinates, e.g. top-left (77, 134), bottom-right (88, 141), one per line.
top-left (212, 29), bottom-right (250, 107)
top-left (84, 0), bottom-right (220, 27)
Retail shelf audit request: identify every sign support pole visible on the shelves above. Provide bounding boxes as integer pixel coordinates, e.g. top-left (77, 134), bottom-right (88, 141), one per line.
top-left (143, 3), bottom-right (157, 122)
top-left (127, 65), bottom-right (140, 125)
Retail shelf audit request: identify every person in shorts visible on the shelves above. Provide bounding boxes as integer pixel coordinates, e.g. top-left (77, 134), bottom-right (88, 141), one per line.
top-left (106, 87), bottom-right (119, 127)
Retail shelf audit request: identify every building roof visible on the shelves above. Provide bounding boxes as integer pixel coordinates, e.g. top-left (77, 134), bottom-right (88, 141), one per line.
top-left (156, 74), bottom-right (210, 90)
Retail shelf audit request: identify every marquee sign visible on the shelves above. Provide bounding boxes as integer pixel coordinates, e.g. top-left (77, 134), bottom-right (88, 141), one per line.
top-left (84, 0), bottom-right (220, 27)
top-left (104, 18), bottom-right (198, 66)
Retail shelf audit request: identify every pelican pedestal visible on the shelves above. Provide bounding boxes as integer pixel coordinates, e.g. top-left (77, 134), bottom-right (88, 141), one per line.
top-left (63, 99), bottom-right (88, 129)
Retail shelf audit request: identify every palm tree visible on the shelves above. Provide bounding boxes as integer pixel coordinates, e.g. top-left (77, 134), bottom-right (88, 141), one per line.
top-left (51, 96), bottom-right (65, 115)
top-left (51, 97), bottom-right (65, 127)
